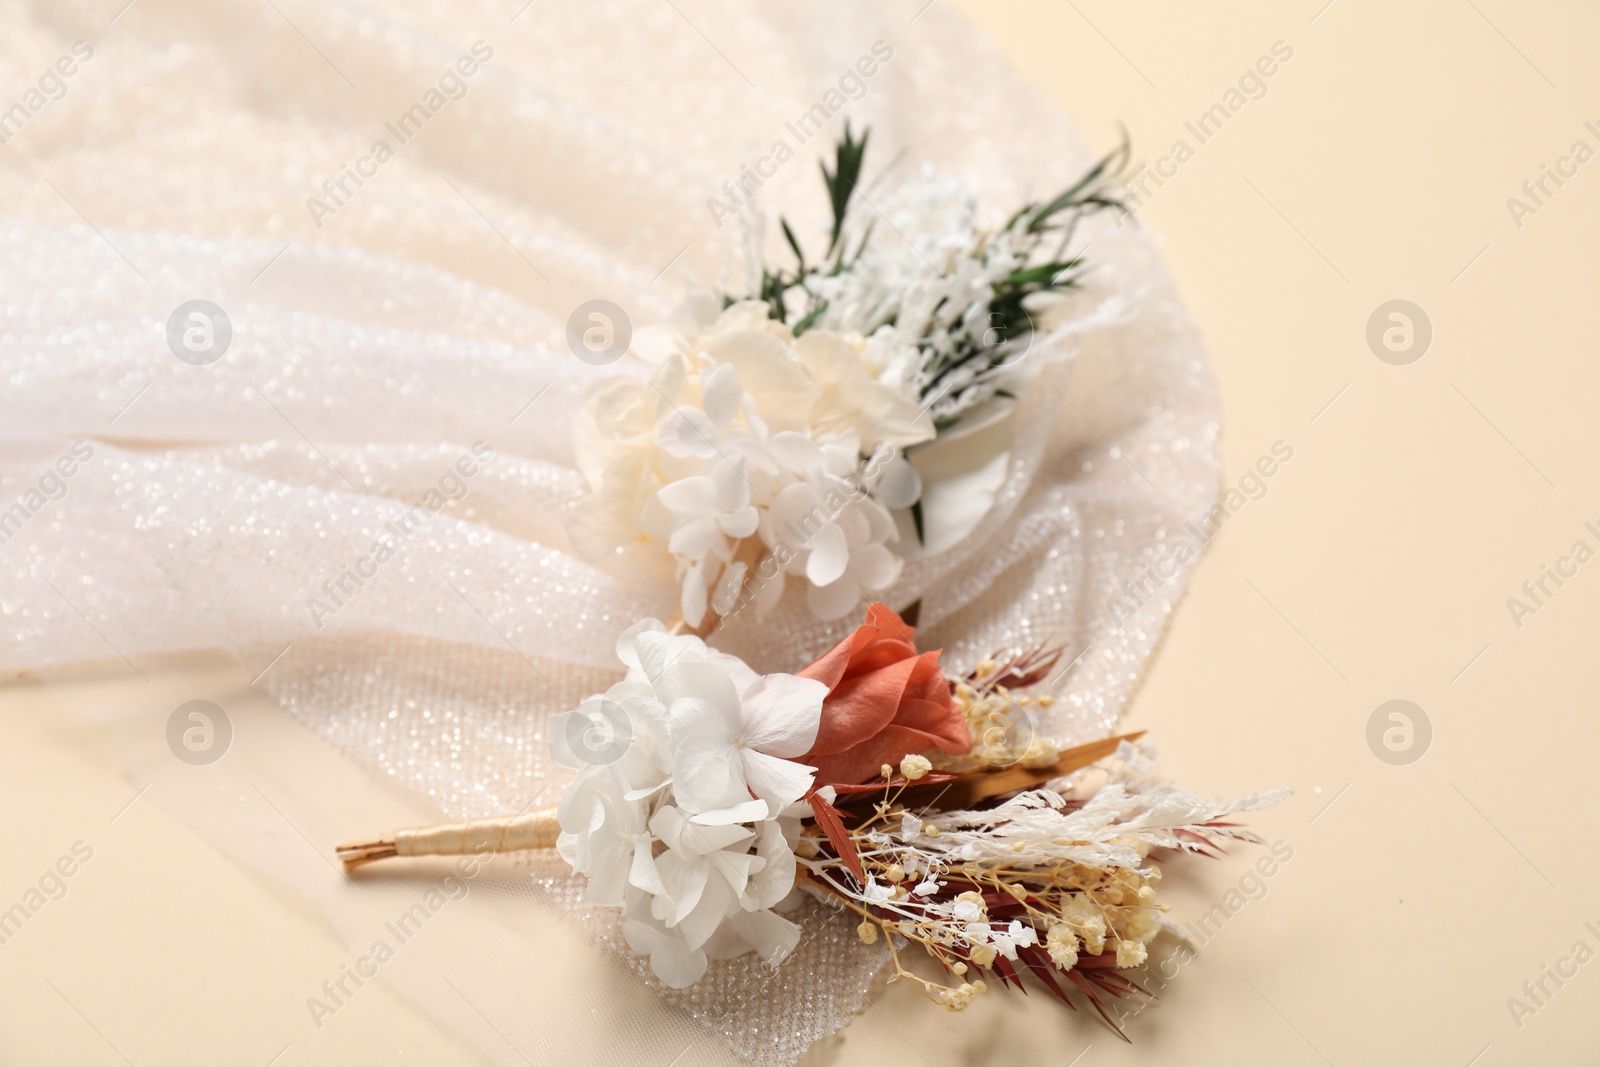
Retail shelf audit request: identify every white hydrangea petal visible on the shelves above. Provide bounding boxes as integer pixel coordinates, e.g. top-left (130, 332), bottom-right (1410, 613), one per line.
top-left (730, 436), bottom-right (779, 476)
top-left (847, 542), bottom-right (901, 592)
top-left (741, 821), bottom-right (801, 911)
top-left (806, 575), bottom-right (861, 620)
top-left (717, 506), bottom-right (759, 540)
top-left (722, 908), bottom-right (802, 967)
top-left (739, 673), bottom-right (827, 758)
top-left (655, 848), bottom-right (713, 924)
top-left (629, 840), bottom-right (665, 896)
top-left (709, 560), bottom-right (747, 616)
top-left (680, 564), bottom-right (709, 628)
top-left (630, 629), bottom-right (681, 684)
top-left (708, 456), bottom-right (751, 511)
top-left (662, 662), bottom-right (743, 730)
top-left (858, 496), bottom-right (900, 544)
top-left (767, 431), bottom-right (825, 475)
top-left (688, 797), bottom-right (769, 826)
top-left (666, 514), bottom-right (722, 559)
top-left (753, 561), bottom-right (786, 617)
top-left (615, 618), bottom-right (667, 674)
top-left (738, 748), bottom-right (816, 811)
top-left (758, 483), bottom-right (819, 550)
top-left (655, 474), bottom-right (718, 520)
top-left (874, 453), bottom-right (922, 508)
top-left (701, 362), bottom-right (743, 427)
top-left (658, 406), bottom-right (720, 458)
top-left (622, 918), bottom-right (708, 989)
top-left (674, 871), bottom-right (738, 951)
top-left (834, 503), bottom-right (871, 548)
top-left (706, 648), bottom-right (762, 696)
top-left (666, 706), bottom-right (747, 814)
top-left (805, 523), bottom-right (849, 586)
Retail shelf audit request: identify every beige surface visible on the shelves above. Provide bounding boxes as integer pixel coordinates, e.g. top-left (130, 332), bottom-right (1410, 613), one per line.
top-left (4, 1), bottom-right (1600, 1064)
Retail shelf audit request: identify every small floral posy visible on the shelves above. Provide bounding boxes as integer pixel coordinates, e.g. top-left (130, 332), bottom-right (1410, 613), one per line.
top-left (334, 130), bottom-right (1272, 1042)
top-left (338, 603), bottom-right (1286, 1038)
top-left (568, 126), bottom-right (1128, 629)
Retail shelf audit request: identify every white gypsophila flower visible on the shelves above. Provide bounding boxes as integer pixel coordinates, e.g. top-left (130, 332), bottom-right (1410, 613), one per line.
top-left (570, 300), bottom-right (934, 626)
top-left (549, 620), bottom-right (825, 988)
top-left (862, 879), bottom-right (895, 906)
top-left (796, 169), bottom-right (1075, 428)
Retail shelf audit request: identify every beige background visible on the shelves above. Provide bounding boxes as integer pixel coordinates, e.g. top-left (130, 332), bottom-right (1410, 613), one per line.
top-left (4, 1), bottom-right (1599, 1064)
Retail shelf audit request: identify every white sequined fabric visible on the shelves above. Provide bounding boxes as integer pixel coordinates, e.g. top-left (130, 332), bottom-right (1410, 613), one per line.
top-left (0, 2), bottom-right (1219, 1063)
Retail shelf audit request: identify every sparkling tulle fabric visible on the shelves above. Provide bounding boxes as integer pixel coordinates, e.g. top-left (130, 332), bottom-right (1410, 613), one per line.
top-left (0, 1), bottom-right (1219, 1063)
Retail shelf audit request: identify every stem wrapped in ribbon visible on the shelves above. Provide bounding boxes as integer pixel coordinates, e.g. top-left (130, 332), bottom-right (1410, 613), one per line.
top-left (337, 603), bottom-right (1285, 1033)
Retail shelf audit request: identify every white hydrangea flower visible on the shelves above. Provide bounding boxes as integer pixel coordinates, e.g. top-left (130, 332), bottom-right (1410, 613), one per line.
top-left (570, 300), bottom-right (934, 626)
top-left (548, 621), bottom-right (827, 988)
top-left (758, 429), bottom-right (904, 620)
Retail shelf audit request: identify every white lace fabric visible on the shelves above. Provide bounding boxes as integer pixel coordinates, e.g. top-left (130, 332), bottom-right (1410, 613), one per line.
top-left (0, 2), bottom-right (1219, 1063)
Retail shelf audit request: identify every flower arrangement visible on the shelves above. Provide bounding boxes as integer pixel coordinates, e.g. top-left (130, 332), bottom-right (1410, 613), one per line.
top-left (338, 604), bottom-right (1284, 1036)
top-left (569, 127), bottom-right (1128, 628)
top-left (334, 129), bottom-right (1275, 1042)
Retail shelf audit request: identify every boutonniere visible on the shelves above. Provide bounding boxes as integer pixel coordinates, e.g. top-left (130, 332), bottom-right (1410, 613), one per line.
top-left (340, 603), bottom-right (1284, 1036)
top-left (568, 126), bottom-right (1129, 629)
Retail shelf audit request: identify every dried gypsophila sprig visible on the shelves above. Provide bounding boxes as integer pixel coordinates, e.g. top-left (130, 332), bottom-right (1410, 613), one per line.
top-left (795, 745), bottom-right (1289, 1036)
top-left (335, 606), bottom-right (1287, 1037)
top-left (935, 644), bottom-right (1071, 774)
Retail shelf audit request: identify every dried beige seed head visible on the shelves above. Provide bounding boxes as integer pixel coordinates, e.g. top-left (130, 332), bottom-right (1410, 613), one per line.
top-left (899, 753), bottom-right (933, 780)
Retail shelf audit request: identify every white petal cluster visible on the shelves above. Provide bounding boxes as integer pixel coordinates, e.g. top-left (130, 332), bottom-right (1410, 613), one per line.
top-left (571, 301), bottom-right (934, 625)
top-left (548, 619), bottom-right (830, 987)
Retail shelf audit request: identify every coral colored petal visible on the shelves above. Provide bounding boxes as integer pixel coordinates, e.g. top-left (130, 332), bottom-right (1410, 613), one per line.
top-left (864, 602), bottom-right (916, 643)
top-left (802, 655), bottom-right (918, 758)
top-left (808, 725), bottom-right (952, 787)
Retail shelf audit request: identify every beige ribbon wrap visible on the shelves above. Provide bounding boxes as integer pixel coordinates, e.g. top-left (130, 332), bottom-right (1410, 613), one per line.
top-left (337, 808), bottom-right (559, 867)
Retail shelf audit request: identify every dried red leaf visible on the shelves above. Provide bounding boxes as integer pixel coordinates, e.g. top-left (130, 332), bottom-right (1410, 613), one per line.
top-left (807, 792), bottom-right (865, 885)
top-left (1066, 968), bottom-right (1131, 1041)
